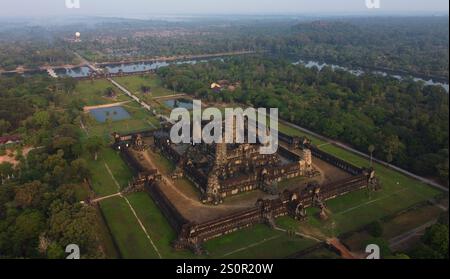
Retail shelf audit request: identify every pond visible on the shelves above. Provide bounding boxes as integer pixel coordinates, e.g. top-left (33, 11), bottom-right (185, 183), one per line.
top-left (55, 66), bottom-right (93, 78)
top-left (163, 98), bottom-right (194, 110)
top-left (89, 106), bottom-right (131, 123)
top-left (102, 59), bottom-right (208, 74)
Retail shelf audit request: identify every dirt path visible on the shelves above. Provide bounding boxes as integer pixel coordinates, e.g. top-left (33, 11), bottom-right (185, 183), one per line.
top-left (326, 238), bottom-right (359, 259)
top-left (83, 101), bottom-right (132, 112)
top-left (91, 192), bottom-right (122, 203)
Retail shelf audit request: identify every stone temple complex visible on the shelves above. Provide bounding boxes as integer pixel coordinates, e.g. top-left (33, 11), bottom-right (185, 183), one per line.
top-left (111, 120), bottom-right (379, 254)
top-left (153, 124), bottom-right (318, 204)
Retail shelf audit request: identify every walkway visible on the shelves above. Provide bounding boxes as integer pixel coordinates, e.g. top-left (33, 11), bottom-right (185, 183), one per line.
top-left (83, 101), bottom-right (132, 112)
top-left (326, 238), bottom-right (359, 259)
top-left (91, 192), bottom-right (122, 203)
top-left (46, 68), bottom-right (58, 78)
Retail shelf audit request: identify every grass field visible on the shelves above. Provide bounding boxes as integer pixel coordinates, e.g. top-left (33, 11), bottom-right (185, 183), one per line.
top-left (70, 79), bottom-right (130, 106)
top-left (84, 147), bottom-right (133, 196)
top-left (114, 75), bottom-right (176, 98)
top-left (99, 196), bottom-right (160, 259)
top-left (125, 192), bottom-right (197, 259)
top-left (86, 147), bottom-right (165, 258)
top-left (381, 204), bottom-right (443, 239)
top-left (204, 224), bottom-right (317, 259)
top-left (84, 102), bottom-right (160, 140)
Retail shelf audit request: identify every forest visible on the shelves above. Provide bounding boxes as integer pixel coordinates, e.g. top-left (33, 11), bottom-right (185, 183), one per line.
top-left (157, 56), bottom-right (449, 183)
top-left (2, 16), bottom-right (447, 82)
top-left (69, 16), bottom-right (449, 80)
top-left (281, 17), bottom-right (449, 81)
top-left (0, 76), bottom-right (105, 258)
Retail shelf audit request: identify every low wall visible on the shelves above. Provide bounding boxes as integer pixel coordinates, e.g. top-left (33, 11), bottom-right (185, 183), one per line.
top-left (175, 173), bottom-right (370, 250)
top-left (278, 131), bottom-right (363, 176)
top-left (146, 181), bottom-right (189, 234)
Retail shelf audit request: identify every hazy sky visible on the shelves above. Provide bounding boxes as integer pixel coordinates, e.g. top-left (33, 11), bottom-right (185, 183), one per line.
top-left (0, 0), bottom-right (448, 17)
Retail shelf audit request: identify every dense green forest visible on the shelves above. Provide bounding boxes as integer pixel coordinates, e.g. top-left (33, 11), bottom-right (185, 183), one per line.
top-left (71, 17), bottom-right (449, 80)
top-left (157, 56), bottom-right (449, 183)
top-left (0, 76), bottom-right (104, 258)
top-left (2, 16), bottom-right (447, 81)
top-left (281, 17), bottom-right (449, 80)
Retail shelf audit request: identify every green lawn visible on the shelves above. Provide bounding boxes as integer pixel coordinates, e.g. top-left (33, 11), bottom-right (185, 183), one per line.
top-left (204, 223), bottom-right (316, 259)
top-left (126, 192), bottom-right (197, 259)
top-left (94, 206), bottom-right (121, 259)
top-left (99, 196), bottom-right (160, 259)
top-left (381, 205), bottom-right (443, 239)
top-left (277, 122), bottom-right (327, 146)
top-left (70, 79), bottom-right (129, 106)
top-left (320, 143), bottom-right (441, 229)
top-left (113, 75), bottom-right (176, 98)
top-left (84, 147), bottom-right (133, 196)
top-left (84, 102), bottom-right (160, 140)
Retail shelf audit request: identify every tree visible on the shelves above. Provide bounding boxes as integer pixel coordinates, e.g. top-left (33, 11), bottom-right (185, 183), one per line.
top-left (14, 181), bottom-right (48, 209)
top-left (410, 243), bottom-right (443, 259)
top-left (85, 136), bottom-right (105, 161)
top-left (104, 87), bottom-right (116, 98)
top-left (12, 210), bottom-right (45, 257)
top-left (60, 77), bottom-right (77, 94)
top-left (48, 202), bottom-right (103, 258)
top-left (70, 159), bottom-right (91, 182)
top-left (51, 136), bottom-right (79, 160)
top-left (32, 111), bottom-right (51, 129)
top-left (0, 162), bottom-right (14, 183)
top-left (47, 243), bottom-right (65, 259)
top-left (383, 135), bottom-right (403, 164)
top-left (422, 224), bottom-right (449, 257)
top-left (368, 145), bottom-right (375, 167)
top-left (0, 119), bottom-right (11, 135)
